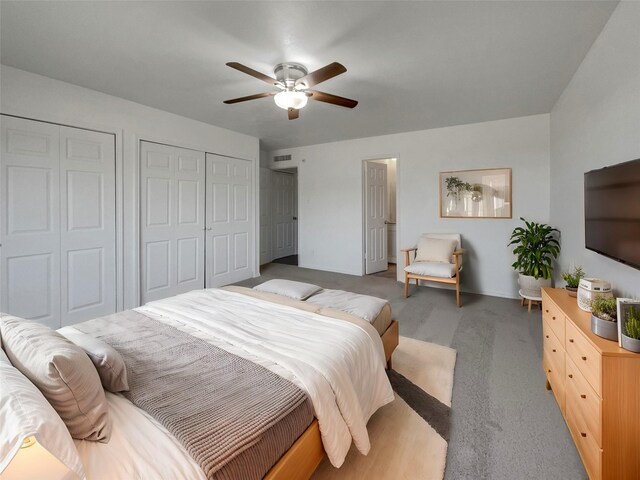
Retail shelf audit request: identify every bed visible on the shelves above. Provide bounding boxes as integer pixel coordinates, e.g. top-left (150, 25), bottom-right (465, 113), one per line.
top-left (1, 286), bottom-right (399, 480)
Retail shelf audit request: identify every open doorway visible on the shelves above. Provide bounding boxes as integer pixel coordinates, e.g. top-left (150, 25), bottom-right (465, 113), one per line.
top-left (270, 168), bottom-right (298, 266)
top-left (363, 158), bottom-right (397, 276)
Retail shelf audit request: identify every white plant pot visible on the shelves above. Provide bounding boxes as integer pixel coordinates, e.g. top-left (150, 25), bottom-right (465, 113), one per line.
top-left (518, 273), bottom-right (552, 298)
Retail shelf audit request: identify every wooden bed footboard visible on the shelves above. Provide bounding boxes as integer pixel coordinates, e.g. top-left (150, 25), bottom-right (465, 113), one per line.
top-left (264, 319), bottom-right (399, 480)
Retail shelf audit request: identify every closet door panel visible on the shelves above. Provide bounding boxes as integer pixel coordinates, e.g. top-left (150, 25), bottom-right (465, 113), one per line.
top-left (1, 116), bottom-right (61, 327)
top-left (140, 142), bottom-right (204, 303)
top-left (60, 126), bottom-right (116, 325)
top-left (205, 154), bottom-right (253, 287)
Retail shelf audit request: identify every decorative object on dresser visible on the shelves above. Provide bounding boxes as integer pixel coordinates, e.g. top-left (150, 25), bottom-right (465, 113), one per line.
top-left (439, 168), bottom-right (511, 218)
top-left (541, 288), bottom-right (640, 480)
top-left (509, 217), bottom-right (560, 298)
top-left (590, 297), bottom-right (618, 341)
top-left (619, 303), bottom-right (640, 353)
top-left (562, 266), bottom-right (585, 297)
top-left (577, 278), bottom-right (612, 312)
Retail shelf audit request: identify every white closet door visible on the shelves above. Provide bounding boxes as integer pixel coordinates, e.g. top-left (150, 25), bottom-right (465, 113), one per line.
top-left (140, 142), bottom-right (205, 303)
top-left (1, 116), bottom-right (61, 328)
top-left (59, 126), bottom-right (116, 325)
top-left (206, 154), bottom-right (253, 287)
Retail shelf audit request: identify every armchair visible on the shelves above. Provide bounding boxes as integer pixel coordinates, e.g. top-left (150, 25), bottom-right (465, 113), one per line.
top-left (402, 233), bottom-right (464, 307)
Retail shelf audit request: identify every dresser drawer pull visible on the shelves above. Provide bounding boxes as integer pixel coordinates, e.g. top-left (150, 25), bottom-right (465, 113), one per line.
top-left (580, 394), bottom-right (586, 399)
top-left (569, 339), bottom-right (574, 343)
top-left (545, 309), bottom-right (549, 313)
top-left (581, 432), bottom-right (587, 438)
top-left (552, 349), bottom-right (556, 352)
top-left (547, 369), bottom-right (551, 373)
top-left (552, 316), bottom-right (556, 320)
top-left (568, 374), bottom-right (573, 379)
top-left (581, 356), bottom-right (587, 361)
top-left (545, 335), bottom-right (549, 339)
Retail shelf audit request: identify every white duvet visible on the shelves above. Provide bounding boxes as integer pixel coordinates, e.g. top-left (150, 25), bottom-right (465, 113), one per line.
top-left (74, 288), bottom-right (394, 476)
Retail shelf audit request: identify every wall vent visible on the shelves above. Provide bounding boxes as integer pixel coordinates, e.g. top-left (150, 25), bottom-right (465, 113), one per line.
top-left (273, 154), bottom-right (292, 162)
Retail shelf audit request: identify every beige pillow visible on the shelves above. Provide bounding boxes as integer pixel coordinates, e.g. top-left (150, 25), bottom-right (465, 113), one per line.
top-left (0, 348), bottom-right (85, 479)
top-left (415, 237), bottom-right (457, 263)
top-left (0, 317), bottom-right (112, 442)
top-left (59, 326), bottom-right (129, 393)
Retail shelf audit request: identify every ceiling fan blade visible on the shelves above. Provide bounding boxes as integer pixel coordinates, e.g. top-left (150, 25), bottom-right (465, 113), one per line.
top-left (288, 108), bottom-right (299, 120)
top-left (295, 62), bottom-right (346, 89)
top-left (223, 92), bottom-right (275, 104)
top-left (307, 90), bottom-right (358, 108)
top-left (226, 62), bottom-right (281, 86)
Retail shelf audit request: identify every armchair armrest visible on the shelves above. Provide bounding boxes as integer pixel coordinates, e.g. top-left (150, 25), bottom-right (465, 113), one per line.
top-left (401, 247), bottom-right (417, 252)
top-left (452, 248), bottom-right (465, 256)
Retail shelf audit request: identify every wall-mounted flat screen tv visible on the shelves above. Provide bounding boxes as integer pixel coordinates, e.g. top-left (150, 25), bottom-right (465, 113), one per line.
top-left (584, 159), bottom-right (640, 270)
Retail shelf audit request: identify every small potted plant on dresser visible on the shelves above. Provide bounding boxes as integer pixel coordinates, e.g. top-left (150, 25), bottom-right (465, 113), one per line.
top-left (561, 266), bottom-right (584, 297)
top-left (590, 296), bottom-right (618, 341)
top-left (621, 306), bottom-right (640, 353)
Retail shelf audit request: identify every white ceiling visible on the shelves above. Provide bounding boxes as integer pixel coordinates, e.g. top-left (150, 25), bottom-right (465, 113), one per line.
top-left (0, 1), bottom-right (618, 151)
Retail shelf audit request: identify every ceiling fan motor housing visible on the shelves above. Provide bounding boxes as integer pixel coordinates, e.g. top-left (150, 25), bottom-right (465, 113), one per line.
top-left (274, 63), bottom-right (308, 89)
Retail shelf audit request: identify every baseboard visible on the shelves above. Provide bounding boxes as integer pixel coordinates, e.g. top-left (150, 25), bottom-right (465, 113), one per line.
top-left (297, 262), bottom-right (361, 277)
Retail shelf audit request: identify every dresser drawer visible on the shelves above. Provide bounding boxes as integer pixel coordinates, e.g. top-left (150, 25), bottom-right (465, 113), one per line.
top-left (567, 397), bottom-right (603, 480)
top-left (543, 320), bottom-right (565, 381)
top-left (566, 357), bottom-right (602, 447)
top-left (544, 351), bottom-right (565, 414)
top-left (566, 321), bottom-right (602, 397)
top-left (543, 299), bottom-right (565, 345)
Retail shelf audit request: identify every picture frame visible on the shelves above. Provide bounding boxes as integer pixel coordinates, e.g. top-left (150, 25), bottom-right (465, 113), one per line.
top-left (439, 168), bottom-right (512, 218)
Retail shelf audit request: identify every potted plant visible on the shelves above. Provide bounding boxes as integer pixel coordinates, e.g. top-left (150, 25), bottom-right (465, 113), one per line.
top-left (561, 266), bottom-right (585, 297)
top-left (590, 296), bottom-right (618, 341)
top-left (508, 217), bottom-right (560, 298)
top-left (621, 306), bottom-right (640, 353)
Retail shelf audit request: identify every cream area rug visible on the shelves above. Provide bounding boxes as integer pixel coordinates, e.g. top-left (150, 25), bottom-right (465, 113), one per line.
top-left (312, 336), bottom-right (457, 480)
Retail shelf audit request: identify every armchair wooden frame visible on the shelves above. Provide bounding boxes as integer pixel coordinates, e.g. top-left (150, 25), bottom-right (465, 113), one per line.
top-left (402, 247), bottom-right (465, 307)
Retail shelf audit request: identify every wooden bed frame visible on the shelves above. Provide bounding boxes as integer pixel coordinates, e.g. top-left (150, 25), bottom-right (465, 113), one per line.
top-left (264, 319), bottom-right (399, 480)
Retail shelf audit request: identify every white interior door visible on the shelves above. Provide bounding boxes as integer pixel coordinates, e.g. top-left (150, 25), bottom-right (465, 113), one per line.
top-left (1, 117), bottom-right (61, 328)
top-left (1, 116), bottom-right (116, 328)
top-left (140, 142), bottom-right (205, 303)
top-left (364, 161), bottom-right (388, 274)
top-left (259, 168), bottom-right (272, 265)
top-left (60, 126), bottom-right (116, 325)
top-left (206, 154), bottom-right (253, 287)
top-left (272, 171), bottom-right (296, 260)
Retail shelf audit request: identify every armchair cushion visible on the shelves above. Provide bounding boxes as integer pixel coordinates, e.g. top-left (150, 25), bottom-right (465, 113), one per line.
top-left (405, 261), bottom-right (458, 278)
top-left (415, 237), bottom-right (458, 263)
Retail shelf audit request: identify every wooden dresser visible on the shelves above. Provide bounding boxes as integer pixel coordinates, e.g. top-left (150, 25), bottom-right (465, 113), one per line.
top-left (541, 288), bottom-right (640, 480)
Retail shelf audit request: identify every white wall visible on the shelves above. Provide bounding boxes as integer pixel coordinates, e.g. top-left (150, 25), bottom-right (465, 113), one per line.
top-left (550, 1), bottom-right (640, 299)
top-left (270, 114), bottom-right (551, 298)
top-left (0, 65), bottom-right (260, 309)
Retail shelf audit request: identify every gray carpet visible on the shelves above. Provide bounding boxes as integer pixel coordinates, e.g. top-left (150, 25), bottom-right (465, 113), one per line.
top-left (235, 263), bottom-right (587, 480)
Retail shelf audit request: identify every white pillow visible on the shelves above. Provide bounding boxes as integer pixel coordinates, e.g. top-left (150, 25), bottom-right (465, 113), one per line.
top-left (0, 348), bottom-right (85, 480)
top-left (254, 279), bottom-right (322, 300)
top-left (415, 237), bottom-right (457, 263)
top-left (59, 326), bottom-right (129, 393)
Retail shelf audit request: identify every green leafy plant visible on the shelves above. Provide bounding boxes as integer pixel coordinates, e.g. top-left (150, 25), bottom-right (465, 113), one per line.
top-left (591, 297), bottom-right (617, 322)
top-left (445, 176), bottom-right (471, 198)
top-left (508, 217), bottom-right (560, 280)
top-left (625, 306), bottom-right (640, 339)
top-left (561, 266), bottom-right (585, 288)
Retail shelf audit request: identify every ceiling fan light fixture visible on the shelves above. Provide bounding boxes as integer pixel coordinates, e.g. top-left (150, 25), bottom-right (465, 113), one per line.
top-left (274, 90), bottom-right (308, 110)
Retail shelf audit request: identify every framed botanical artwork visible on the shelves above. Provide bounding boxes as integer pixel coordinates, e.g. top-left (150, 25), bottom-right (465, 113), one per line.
top-left (439, 168), bottom-right (512, 218)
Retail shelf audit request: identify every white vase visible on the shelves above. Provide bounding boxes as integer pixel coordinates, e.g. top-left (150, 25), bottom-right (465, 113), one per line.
top-left (518, 273), bottom-right (552, 298)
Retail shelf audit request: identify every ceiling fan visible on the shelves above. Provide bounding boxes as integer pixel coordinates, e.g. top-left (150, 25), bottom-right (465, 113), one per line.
top-left (223, 62), bottom-right (358, 120)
